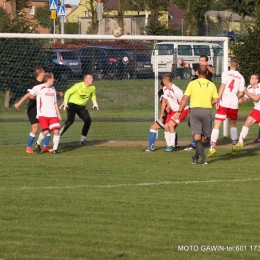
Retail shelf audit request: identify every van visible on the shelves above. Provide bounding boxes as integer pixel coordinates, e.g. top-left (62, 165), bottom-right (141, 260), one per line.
top-left (151, 42), bottom-right (223, 79)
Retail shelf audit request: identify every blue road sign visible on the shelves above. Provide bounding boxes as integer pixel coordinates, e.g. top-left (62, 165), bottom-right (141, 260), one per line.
top-left (57, 5), bottom-right (66, 18)
top-left (49, 0), bottom-right (58, 11)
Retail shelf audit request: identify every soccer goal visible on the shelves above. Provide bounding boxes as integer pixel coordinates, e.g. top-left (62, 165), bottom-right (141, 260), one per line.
top-left (0, 33), bottom-right (228, 145)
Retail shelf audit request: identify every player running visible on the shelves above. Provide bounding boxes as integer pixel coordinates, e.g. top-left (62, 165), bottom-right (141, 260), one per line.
top-left (208, 57), bottom-right (245, 157)
top-left (236, 74), bottom-right (260, 147)
top-left (159, 74), bottom-right (189, 152)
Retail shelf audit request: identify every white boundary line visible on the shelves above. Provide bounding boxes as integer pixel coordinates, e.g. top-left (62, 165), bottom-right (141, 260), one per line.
top-left (1, 178), bottom-right (259, 191)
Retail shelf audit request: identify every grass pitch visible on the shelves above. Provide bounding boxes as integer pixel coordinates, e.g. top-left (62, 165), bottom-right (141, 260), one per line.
top-left (1, 143), bottom-right (260, 260)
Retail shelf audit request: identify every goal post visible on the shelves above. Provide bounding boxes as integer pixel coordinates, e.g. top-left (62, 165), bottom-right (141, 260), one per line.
top-left (0, 33), bottom-right (229, 146)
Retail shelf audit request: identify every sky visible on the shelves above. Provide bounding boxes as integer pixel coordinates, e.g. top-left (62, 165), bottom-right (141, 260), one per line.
top-left (64, 0), bottom-right (81, 5)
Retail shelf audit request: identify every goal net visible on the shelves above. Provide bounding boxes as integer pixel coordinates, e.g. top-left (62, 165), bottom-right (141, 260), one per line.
top-left (0, 33), bottom-right (228, 146)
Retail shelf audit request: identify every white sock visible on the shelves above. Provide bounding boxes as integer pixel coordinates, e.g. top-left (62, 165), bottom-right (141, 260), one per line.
top-left (169, 133), bottom-right (176, 147)
top-left (53, 135), bottom-right (60, 151)
top-left (230, 127), bottom-right (238, 145)
top-left (210, 128), bottom-right (219, 148)
top-left (80, 135), bottom-right (86, 142)
top-left (164, 132), bottom-right (171, 146)
top-left (239, 126), bottom-right (249, 143)
top-left (36, 132), bottom-right (45, 146)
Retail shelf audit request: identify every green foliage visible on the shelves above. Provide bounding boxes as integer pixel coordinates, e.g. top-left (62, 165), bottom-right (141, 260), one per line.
top-left (0, 8), bottom-right (12, 32)
top-left (35, 3), bottom-right (52, 29)
top-left (173, 0), bottom-right (213, 35)
top-left (0, 39), bottom-right (46, 103)
top-left (211, 0), bottom-right (227, 10)
top-left (0, 7), bottom-right (37, 33)
top-left (65, 22), bottom-right (79, 34)
top-left (226, 0), bottom-right (260, 18)
top-left (230, 17), bottom-right (260, 83)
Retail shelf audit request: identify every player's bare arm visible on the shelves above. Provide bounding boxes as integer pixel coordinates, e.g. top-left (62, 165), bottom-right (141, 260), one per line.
top-left (207, 65), bottom-right (215, 74)
top-left (174, 95), bottom-right (189, 119)
top-left (178, 59), bottom-right (190, 69)
top-left (14, 92), bottom-right (35, 109)
top-left (212, 97), bottom-right (219, 105)
top-left (244, 89), bottom-right (260, 102)
top-left (55, 102), bottom-right (62, 122)
top-left (159, 98), bottom-right (167, 121)
top-left (237, 91), bottom-right (244, 99)
top-left (216, 83), bottom-right (225, 109)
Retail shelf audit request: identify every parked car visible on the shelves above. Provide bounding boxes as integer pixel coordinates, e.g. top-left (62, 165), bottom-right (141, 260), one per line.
top-left (73, 46), bottom-right (133, 80)
top-left (128, 52), bottom-right (154, 79)
top-left (41, 57), bottom-right (73, 82)
top-left (43, 49), bottom-right (82, 80)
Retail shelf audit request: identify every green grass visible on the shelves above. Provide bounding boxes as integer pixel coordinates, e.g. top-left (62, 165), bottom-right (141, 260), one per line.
top-left (1, 144), bottom-right (260, 260)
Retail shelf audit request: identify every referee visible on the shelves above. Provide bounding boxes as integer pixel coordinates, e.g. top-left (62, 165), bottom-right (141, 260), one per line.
top-left (174, 65), bottom-right (219, 165)
top-left (59, 74), bottom-right (99, 145)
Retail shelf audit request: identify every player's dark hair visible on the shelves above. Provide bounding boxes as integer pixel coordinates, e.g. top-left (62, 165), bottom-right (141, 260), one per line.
top-left (43, 72), bottom-right (54, 83)
top-left (200, 55), bottom-right (208, 62)
top-left (198, 65), bottom-right (208, 76)
top-left (33, 67), bottom-right (44, 77)
top-left (84, 74), bottom-right (93, 80)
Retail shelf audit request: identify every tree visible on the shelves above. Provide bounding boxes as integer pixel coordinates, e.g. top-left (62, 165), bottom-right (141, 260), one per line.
top-left (173, 0), bottom-right (213, 35)
top-left (230, 8), bottom-right (260, 83)
top-left (79, 0), bottom-right (98, 34)
top-left (35, 3), bottom-right (52, 29)
top-left (226, 0), bottom-right (260, 19)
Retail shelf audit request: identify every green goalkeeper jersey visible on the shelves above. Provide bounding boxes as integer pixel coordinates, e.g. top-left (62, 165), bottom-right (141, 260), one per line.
top-left (64, 82), bottom-right (97, 106)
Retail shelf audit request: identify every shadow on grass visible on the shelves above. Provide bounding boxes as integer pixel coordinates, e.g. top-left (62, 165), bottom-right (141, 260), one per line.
top-left (207, 146), bottom-right (260, 164)
top-left (58, 141), bottom-right (110, 153)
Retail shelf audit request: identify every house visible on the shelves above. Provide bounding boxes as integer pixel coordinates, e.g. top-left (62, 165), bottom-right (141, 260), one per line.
top-left (65, 0), bottom-right (184, 35)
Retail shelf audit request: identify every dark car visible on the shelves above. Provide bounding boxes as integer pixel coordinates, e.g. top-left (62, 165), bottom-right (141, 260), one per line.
top-left (42, 57), bottom-right (73, 82)
top-left (43, 49), bottom-right (82, 80)
top-left (128, 52), bottom-right (153, 79)
top-left (74, 46), bottom-right (133, 80)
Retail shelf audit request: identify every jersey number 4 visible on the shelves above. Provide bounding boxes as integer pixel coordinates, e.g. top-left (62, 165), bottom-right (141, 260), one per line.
top-left (228, 79), bottom-right (235, 92)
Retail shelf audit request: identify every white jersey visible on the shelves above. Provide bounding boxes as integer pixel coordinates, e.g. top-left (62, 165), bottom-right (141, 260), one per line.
top-left (220, 70), bottom-right (245, 109)
top-left (163, 84), bottom-right (188, 112)
top-left (245, 84), bottom-right (260, 111)
top-left (29, 83), bottom-right (57, 118)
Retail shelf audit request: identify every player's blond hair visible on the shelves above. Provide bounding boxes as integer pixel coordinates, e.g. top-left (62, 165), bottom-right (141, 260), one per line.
top-left (162, 74), bottom-right (172, 82)
top-left (43, 72), bottom-right (54, 83)
top-left (230, 57), bottom-right (239, 69)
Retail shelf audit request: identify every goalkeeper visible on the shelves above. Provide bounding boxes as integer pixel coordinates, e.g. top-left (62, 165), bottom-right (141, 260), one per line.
top-left (59, 74), bottom-right (99, 145)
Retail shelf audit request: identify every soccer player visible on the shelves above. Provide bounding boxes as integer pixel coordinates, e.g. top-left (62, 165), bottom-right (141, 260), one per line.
top-left (159, 74), bottom-right (189, 152)
top-left (174, 65), bottom-right (219, 165)
top-left (236, 74), bottom-right (260, 147)
top-left (144, 80), bottom-right (179, 152)
top-left (208, 57), bottom-right (245, 157)
top-left (178, 55), bottom-right (215, 150)
top-left (29, 73), bottom-right (62, 154)
top-left (59, 74), bottom-right (99, 145)
top-left (14, 67), bottom-right (63, 153)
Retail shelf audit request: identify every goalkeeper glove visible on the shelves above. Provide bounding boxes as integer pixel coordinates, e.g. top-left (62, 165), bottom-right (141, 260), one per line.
top-left (59, 100), bottom-right (68, 111)
top-left (93, 101), bottom-right (99, 111)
